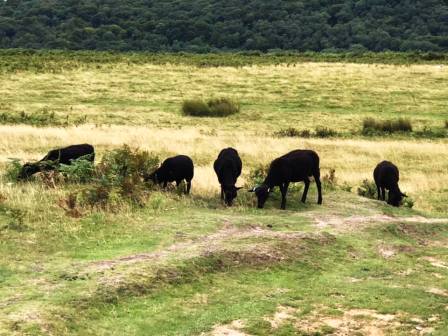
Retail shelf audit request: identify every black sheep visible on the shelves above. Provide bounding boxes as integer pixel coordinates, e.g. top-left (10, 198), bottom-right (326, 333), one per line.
top-left (213, 147), bottom-right (242, 206)
top-left (146, 155), bottom-right (194, 194)
top-left (18, 144), bottom-right (95, 179)
top-left (374, 160), bottom-right (407, 207)
top-left (249, 149), bottom-right (322, 209)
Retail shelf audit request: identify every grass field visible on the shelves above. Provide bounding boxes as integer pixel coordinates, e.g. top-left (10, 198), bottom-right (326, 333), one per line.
top-left (0, 52), bottom-right (447, 335)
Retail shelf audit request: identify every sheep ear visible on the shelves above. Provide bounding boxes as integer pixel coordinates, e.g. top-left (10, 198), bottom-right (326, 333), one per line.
top-left (267, 188), bottom-right (271, 192)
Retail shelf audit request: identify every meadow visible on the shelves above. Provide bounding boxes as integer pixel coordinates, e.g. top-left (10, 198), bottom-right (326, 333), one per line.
top-left (0, 52), bottom-right (447, 335)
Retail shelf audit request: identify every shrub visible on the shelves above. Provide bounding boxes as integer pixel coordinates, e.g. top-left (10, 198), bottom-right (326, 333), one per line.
top-left (182, 100), bottom-right (210, 117)
top-left (96, 145), bottom-right (159, 183)
top-left (357, 179), bottom-right (377, 199)
top-left (182, 98), bottom-right (239, 117)
top-left (362, 117), bottom-right (412, 135)
top-left (78, 145), bottom-right (159, 209)
top-left (247, 164), bottom-right (269, 187)
top-left (314, 126), bottom-right (338, 138)
top-left (58, 155), bottom-right (95, 183)
top-left (208, 98), bottom-right (240, 116)
top-left (444, 120), bottom-right (448, 129)
top-left (3, 158), bottom-right (22, 181)
top-left (273, 127), bottom-right (311, 138)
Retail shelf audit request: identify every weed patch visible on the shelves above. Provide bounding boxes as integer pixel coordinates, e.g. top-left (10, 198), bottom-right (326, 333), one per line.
top-left (357, 179), bottom-right (377, 199)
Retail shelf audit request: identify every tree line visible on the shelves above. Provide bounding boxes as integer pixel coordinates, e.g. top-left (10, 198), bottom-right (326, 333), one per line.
top-left (0, 0), bottom-right (447, 52)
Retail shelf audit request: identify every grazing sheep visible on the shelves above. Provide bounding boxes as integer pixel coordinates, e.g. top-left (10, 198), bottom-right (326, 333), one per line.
top-left (18, 144), bottom-right (95, 179)
top-left (249, 149), bottom-right (322, 209)
top-left (374, 160), bottom-right (406, 207)
top-left (213, 147), bottom-right (242, 206)
top-left (145, 155), bottom-right (194, 194)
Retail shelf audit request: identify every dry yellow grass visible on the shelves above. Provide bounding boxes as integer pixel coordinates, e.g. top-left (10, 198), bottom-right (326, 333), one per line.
top-left (1, 124), bottom-right (446, 212)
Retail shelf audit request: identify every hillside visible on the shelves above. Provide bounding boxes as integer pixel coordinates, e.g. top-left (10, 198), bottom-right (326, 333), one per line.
top-left (0, 0), bottom-right (447, 52)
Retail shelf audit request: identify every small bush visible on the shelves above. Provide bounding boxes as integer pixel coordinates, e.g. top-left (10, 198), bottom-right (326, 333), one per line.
top-left (247, 164), bottom-right (269, 187)
top-left (182, 100), bottom-right (210, 117)
top-left (96, 145), bottom-right (159, 183)
top-left (357, 179), bottom-right (377, 199)
top-left (315, 126), bottom-right (338, 138)
top-left (362, 117), bottom-right (412, 135)
top-left (3, 158), bottom-right (22, 181)
top-left (273, 127), bottom-right (311, 138)
top-left (208, 98), bottom-right (240, 116)
top-left (403, 196), bottom-right (414, 208)
top-left (444, 120), bottom-right (448, 129)
top-left (182, 98), bottom-right (239, 117)
top-left (58, 155), bottom-right (95, 183)
top-left (78, 145), bottom-right (159, 209)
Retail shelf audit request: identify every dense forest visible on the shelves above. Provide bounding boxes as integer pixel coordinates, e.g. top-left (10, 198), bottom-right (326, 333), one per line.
top-left (0, 0), bottom-right (447, 52)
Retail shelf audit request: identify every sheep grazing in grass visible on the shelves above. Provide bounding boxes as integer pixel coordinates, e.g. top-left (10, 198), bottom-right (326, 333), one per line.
top-left (213, 147), bottom-right (242, 206)
top-left (374, 160), bottom-right (407, 207)
top-left (249, 149), bottom-right (322, 210)
top-left (145, 155), bottom-right (194, 194)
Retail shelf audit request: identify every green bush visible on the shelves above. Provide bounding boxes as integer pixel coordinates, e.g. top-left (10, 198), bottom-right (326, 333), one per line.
top-left (78, 145), bottom-right (159, 209)
top-left (207, 98), bottom-right (240, 116)
top-left (403, 196), bottom-right (414, 208)
top-left (247, 164), bottom-right (269, 187)
top-left (58, 155), bottom-right (95, 183)
top-left (357, 179), bottom-right (377, 199)
top-left (182, 98), bottom-right (239, 117)
top-left (3, 158), bottom-right (23, 181)
top-left (182, 100), bottom-right (211, 117)
top-left (362, 117), bottom-right (412, 135)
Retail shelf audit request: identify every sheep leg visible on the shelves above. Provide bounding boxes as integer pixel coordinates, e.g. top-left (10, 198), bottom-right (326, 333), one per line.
top-left (381, 187), bottom-right (386, 201)
top-left (301, 178), bottom-right (310, 203)
top-left (186, 180), bottom-right (191, 194)
top-left (280, 182), bottom-right (289, 210)
top-left (314, 174), bottom-right (323, 204)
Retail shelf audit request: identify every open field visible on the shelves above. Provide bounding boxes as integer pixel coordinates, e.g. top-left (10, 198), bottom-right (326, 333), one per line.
top-left (0, 53), bottom-right (447, 335)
